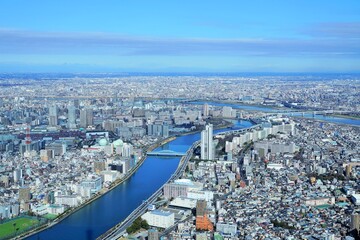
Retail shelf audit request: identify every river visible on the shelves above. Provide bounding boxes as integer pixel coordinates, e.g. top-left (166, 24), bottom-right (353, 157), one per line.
top-left (27, 120), bottom-right (253, 240)
top-left (189, 101), bottom-right (360, 126)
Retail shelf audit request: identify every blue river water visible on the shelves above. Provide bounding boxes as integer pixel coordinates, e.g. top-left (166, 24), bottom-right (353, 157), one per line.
top-left (28, 120), bottom-right (253, 240)
top-left (188, 101), bottom-right (283, 112)
top-left (190, 101), bottom-right (360, 126)
top-left (286, 113), bottom-right (360, 126)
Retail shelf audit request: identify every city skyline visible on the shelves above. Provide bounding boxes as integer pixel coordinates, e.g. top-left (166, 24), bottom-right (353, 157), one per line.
top-left (0, 1), bottom-right (360, 73)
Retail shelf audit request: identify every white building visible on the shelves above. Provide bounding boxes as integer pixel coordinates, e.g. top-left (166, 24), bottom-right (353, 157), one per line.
top-left (101, 170), bottom-right (119, 183)
top-left (169, 197), bottom-right (197, 209)
top-left (187, 189), bottom-right (214, 201)
top-left (142, 210), bottom-right (175, 229)
top-left (55, 195), bottom-right (80, 207)
top-left (201, 124), bottom-right (214, 160)
top-left (67, 105), bottom-right (77, 129)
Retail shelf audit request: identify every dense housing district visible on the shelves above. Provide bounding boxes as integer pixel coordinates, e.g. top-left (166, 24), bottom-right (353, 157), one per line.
top-left (0, 74), bottom-right (358, 239)
top-left (144, 118), bottom-right (360, 240)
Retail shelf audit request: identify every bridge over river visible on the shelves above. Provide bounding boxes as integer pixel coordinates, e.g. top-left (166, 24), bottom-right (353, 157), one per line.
top-left (147, 150), bottom-right (186, 157)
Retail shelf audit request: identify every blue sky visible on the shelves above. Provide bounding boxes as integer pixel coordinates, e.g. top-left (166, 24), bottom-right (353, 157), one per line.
top-left (0, 0), bottom-right (359, 72)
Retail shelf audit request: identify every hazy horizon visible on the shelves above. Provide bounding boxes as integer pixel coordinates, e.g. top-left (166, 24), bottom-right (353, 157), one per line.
top-left (1, 1), bottom-right (360, 73)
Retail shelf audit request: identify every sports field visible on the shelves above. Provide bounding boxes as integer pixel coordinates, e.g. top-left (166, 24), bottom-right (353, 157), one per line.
top-left (0, 217), bottom-right (39, 239)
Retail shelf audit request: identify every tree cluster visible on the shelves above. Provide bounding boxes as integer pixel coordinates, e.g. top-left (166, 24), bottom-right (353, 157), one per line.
top-left (126, 217), bottom-right (149, 234)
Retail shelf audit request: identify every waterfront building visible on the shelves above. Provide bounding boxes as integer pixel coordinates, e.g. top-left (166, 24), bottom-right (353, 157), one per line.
top-left (201, 124), bottom-right (214, 160)
top-left (81, 176), bottom-right (102, 195)
top-left (147, 124), bottom-right (169, 138)
top-left (142, 210), bottom-right (174, 229)
top-left (55, 195), bottom-right (80, 207)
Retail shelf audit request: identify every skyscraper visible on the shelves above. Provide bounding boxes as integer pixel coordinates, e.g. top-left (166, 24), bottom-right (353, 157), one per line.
top-left (201, 124), bottom-right (214, 160)
top-left (203, 103), bottom-right (209, 117)
top-left (48, 105), bottom-right (58, 126)
top-left (80, 108), bottom-right (93, 128)
top-left (67, 105), bottom-right (77, 129)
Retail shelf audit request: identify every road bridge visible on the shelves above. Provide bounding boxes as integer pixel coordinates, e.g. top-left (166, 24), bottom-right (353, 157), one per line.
top-left (147, 150), bottom-right (186, 157)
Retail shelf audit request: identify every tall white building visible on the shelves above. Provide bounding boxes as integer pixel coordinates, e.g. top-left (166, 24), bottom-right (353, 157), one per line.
top-left (49, 105), bottom-right (58, 126)
top-left (203, 104), bottom-right (209, 117)
top-left (80, 108), bottom-right (93, 128)
top-left (201, 124), bottom-right (214, 160)
top-left (67, 105), bottom-right (77, 129)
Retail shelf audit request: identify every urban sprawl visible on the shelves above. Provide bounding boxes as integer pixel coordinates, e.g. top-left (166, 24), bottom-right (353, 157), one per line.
top-left (0, 74), bottom-right (359, 240)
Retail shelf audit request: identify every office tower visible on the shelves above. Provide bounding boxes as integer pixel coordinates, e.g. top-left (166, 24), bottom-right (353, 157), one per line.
top-left (203, 103), bottom-right (209, 117)
top-left (147, 124), bottom-right (169, 138)
top-left (80, 108), bottom-right (93, 128)
top-left (201, 124), bottom-right (214, 160)
top-left (67, 105), bottom-right (77, 129)
top-left (48, 105), bottom-right (58, 126)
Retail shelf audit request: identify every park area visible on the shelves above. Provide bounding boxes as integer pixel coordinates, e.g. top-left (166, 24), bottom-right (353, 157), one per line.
top-left (0, 217), bottom-right (40, 239)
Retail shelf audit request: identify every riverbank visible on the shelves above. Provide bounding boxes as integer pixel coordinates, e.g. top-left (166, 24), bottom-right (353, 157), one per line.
top-left (18, 136), bottom-right (177, 240)
top-left (186, 99), bottom-right (288, 111)
top-left (295, 116), bottom-right (360, 128)
top-left (329, 114), bottom-right (360, 120)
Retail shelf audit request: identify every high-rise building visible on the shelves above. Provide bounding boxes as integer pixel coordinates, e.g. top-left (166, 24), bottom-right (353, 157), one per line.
top-left (203, 104), bottom-right (209, 117)
top-left (67, 105), bottom-right (77, 129)
top-left (201, 124), bottom-right (214, 160)
top-left (49, 105), bottom-right (58, 126)
top-left (80, 108), bottom-right (93, 128)
top-left (147, 124), bottom-right (169, 138)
